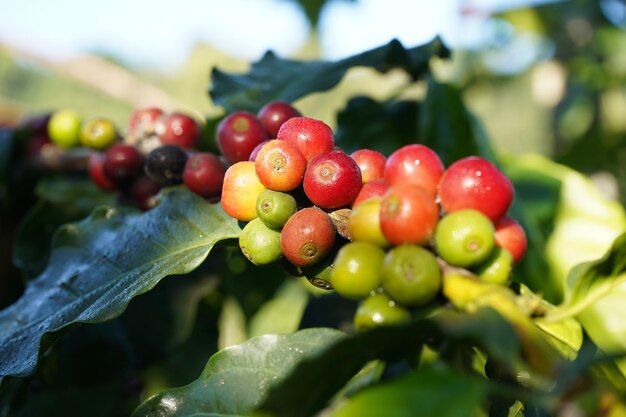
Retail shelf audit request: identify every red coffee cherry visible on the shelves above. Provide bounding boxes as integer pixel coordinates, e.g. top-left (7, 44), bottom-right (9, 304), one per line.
top-left (351, 179), bottom-right (387, 208)
top-left (156, 112), bottom-right (200, 149)
top-left (131, 176), bottom-right (162, 211)
top-left (303, 150), bottom-right (362, 209)
top-left (438, 156), bottom-right (514, 222)
top-left (103, 143), bottom-right (144, 187)
top-left (384, 144), bottom-right (444, 197)
top-left (257, 101), bottom-right (301, 138)
top-left (128, 107), bottom-right (163, 135)
top-left (254, 139), bottom-right (307, 192)
top-left (216, 111), bottom-right (268, 164)
top-left (88, 152), bottom-right (115, 191)
top-left (351, 148), bottom-right (386, 183)
top-left (379, 184), bottom-right (439, 246)
top-left (183, 152), bottom-right (227, 199)
top-left (276, 116), bottom-right (334, 162)
top-left (280, 207), bottom-right (336, 268)
top-left (494, 216), bottom-right (527, 263)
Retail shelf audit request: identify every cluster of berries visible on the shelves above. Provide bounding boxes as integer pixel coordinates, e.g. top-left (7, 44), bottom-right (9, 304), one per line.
top-left (35, 102), bottom-right (527, 331)
top-left (218, 111), bottom-right (527, 331)
top-left (38, 102), bottom-right (298, 210)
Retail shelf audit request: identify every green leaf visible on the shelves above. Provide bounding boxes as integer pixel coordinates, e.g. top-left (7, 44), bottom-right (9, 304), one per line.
top-left (248, 279), bottom-right (309, 338)
top-left (334, 97), bottom-right (419, 155)
top-left (255, 308), bottom-right (521, 417)
top-left (209, 37), bottom-right (449, 113)
top-left (131, 328), bottom-right (344, 417)
top-left (0, 188), bottom-right (241, 383)
top-left (13, 177), bottom-right (116, 278)
top-left (519, 156), bottom-right (626, 376)
top-left (329, 366), bottom-right (488, 417)
top-left (218, 297), bottom-right (248, 350)
top-left (548, 233), bottom-right (626, 321)
top-left (420, 80), bottom-right (497, 167)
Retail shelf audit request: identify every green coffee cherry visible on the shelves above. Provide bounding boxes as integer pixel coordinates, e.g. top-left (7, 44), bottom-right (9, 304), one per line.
top-left (330, 242), bottom-right (385, 300)
top-left (256, 189), bottom-right (297, 229)
top-left (475, 247), bottom-right (513, 285)
top-left (434, 209), bottom-right (495, 268)
top-left (348, 198), bottom-right (390, 248)
top-left (302, 254), bottom-right (334, 290)
top-left (354, 293), bottom-right (411, 331)
top-left (381, 244), bottom-right (441, 307)
top-left (239, 218), bottom-right (282, 266)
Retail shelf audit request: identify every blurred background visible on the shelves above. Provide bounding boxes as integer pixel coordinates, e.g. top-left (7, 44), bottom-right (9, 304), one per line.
top-left (1, 0), bottom-right (626, 194)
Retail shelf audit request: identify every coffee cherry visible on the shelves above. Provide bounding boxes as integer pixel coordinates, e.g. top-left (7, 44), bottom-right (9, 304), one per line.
top-left (434, 209), bottom-right (495, 268)
top-left (183, 152), bottom-right (227, 199)
top-left (256, 189), bottom-right (297, 229)
top-left (384, 144), bottom-right (444, 197)
top-left (156, 112), bottom-right (199, 149)
top-left (379, 184), bottom-right (439, 246)
top-left (145, 145), bottom-right (188, 185)
top-left (254, 139), bottom-right (307, 191)
top-left (131, 176), bottom-right (162, 211)
top-left (350, 148), bottom-right (386, 183)
top-left (348, 198), bottom-right (389, 247)
top-left (88, 153), bottom-right (115, 191)
top-left (221, 161), bottom-right (267, 222)
top-left (351, 179), bottom-right (387, 208)
top-left (128, 107), bottom-right (163, 135)
top-left (475, 247), bottom-right (513, 285)
top-left (216, 111), bottom-right (268, 163)
top-left (301, 254), bottom-right (334, 290)
top-left (303, 150), bottom-right (362, 209)
top-left (330, 242), bottom-right (385, 300)
top-left (381, 244), bottom-right (441, 307)
top-left (280, 207), bottom-right (336, 268)
top-left (48, 109), bottom-right (82, 148)
top-left (257, 101), bottom-right (301, 138)
top-left (79, 118), bottom-right (118, 150)
top-left (276, 116), bottom-right (334, 161)
top-left (354, 293), bottom-right (411, 331)
top-left (439, 156), bottom-right (513, 222)
top-left (494, 216), bottom-right (527, 263)
top-left (103, 143), bottom-right (144, 187)
top-left (239, 218), bottom-right (283, 266)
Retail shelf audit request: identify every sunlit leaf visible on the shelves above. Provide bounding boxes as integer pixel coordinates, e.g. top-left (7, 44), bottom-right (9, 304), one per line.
top-left (329, 366), bottom-right (488, 417)
top-left (132, 328), bottom-right (344, 417)
top-left (255, 308), bottom-right (521, 417)
top-left (210, 37), bottom-right (449, 113)
top-left (249, 279), bottom-right (309, 338)
top-left (0, 188), bottom-right (241, 383)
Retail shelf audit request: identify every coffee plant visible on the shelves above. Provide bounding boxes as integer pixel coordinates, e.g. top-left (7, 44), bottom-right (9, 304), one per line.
top-left (1, 37), bottom-right (626, 417)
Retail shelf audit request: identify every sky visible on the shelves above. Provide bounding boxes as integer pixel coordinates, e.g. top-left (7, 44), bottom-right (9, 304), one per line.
top-left (0, 0), bottom-right (563, 70)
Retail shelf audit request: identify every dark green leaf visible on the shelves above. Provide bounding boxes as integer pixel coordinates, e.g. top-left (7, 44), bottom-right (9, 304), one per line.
top-left (13, 177), bottom-right (116, 278)
top-left (0, 188), bottom-right (241, 383)
top-left (420, 80), bottom-right (500, 166)
top-left (334, 97), bottom-right (419, 155)
top-left (255, 308), bottom-right (521, 417)
top-left (132, 328), bottom-right (344, 417)
top-left (329, 365), bottom-right (488, 417)
top-left (210, 37), bottom-right (449, 113)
